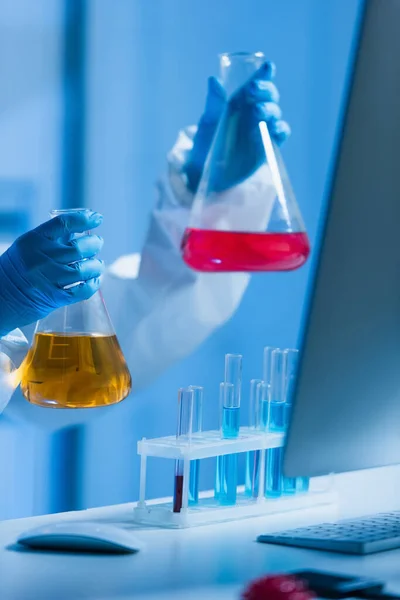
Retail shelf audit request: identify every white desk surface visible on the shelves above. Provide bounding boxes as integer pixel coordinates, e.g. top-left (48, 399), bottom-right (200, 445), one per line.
top-left (1, 467), bottom-right (400, 600)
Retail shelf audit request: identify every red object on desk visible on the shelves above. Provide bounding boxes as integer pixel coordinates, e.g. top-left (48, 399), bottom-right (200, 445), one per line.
top-left (241, 575), bottom-right (315, 600)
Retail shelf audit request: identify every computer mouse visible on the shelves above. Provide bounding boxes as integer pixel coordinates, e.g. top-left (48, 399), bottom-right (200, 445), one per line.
top-left (16, 521), bottom-right (143, 554)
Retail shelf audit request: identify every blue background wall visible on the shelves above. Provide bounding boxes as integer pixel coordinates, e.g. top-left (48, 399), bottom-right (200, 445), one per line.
top-left (0, 0), bottom-right (363, 518)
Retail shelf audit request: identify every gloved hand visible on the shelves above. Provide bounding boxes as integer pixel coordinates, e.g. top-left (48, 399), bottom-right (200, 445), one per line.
top-left (184, 61), bottom-right (291, 194)
top-left (0, 210), bottom-right (105, 336)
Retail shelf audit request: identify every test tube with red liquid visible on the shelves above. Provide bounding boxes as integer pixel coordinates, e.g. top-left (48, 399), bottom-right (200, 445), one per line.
top-left (173, 387), bottom-right (203, 513)
top-left (173, 388), bottom-right (193, 513)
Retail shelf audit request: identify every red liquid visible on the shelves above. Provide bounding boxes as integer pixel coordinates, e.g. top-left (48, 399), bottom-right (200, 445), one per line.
top-left (182, 229), bottom-right (310, 272)
top-left (173, 475), bottom-right (184, 513)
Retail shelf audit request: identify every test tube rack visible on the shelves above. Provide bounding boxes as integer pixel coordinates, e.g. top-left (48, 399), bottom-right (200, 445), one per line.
top-left (133, 427), bottom-right (337, 529)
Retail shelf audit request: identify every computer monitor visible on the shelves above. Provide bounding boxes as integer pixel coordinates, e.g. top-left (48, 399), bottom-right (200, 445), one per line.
top-left (284, 0), bottom-right (400, 478)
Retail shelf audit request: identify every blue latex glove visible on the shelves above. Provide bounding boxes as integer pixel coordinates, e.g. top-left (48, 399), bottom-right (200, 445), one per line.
top-left (0, 210), bottom-right (105, 336)
top-left (184, 61), bottom-right (291, 194)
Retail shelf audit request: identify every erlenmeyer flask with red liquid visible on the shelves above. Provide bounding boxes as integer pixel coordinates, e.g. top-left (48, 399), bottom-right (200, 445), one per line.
top-left (181, 51), bottom-right (310, 273)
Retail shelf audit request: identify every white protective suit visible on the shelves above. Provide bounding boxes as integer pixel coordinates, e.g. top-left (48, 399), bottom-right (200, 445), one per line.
top-left (0, 128), bottom-right (250, 422)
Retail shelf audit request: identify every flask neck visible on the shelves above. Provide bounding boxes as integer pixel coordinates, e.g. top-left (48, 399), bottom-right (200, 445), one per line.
top-left (219, 51), bottom-right (265, 97)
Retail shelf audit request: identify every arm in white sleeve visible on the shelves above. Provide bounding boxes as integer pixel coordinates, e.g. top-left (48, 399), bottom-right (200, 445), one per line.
top-left (101, 126), bottom-right (250, 392)
top-left (0, 329), bottom-right (28, 413)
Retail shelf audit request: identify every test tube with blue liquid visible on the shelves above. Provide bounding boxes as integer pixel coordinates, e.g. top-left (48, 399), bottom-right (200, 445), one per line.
top-left (282, 349), bottom-right (298, 495)
top-left (261, 346), bottom-right (276, 429)
top-left (263, 346), bottom-right (275, 386)
top-left (250, 380), bottom-right (271, 499)
top-left (262, 347), bottom-right (279, 496)
top-left (173, 387), bottom-right (194, 513)
top-left (215, 354), bottom-right (242, 505)
top-left (188, 385), bottom-right (203, 505)
top-left (215, 381), bottom-right (239, 505)
top-left (281, 349), bottom-right (309, 494)
top-left (245, 378), bottom-right (262, 497)
top-left (297, 476), bottom-right (310, 493)
top-left (258, 381), bottom-right (271, 431)
top-left (265, 349), bottom-right (286, 498)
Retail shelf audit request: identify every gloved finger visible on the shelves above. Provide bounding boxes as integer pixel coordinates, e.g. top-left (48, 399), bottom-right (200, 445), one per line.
top-left (52, 234), bottom-right (104, 264)
top-left (269, 119), bottom-right (291, 144)
top-left (201, 76), bottom-right (226, 125)
top-left (64, 277), bottom-right (101, 302)
top-left (246, 80), bottom-right (280, 105)
top-left (252, 60), bottom-right (276, 82)
top-left (256, 101), bottom-right (282, 122)
top-left (184, 77), bottom-right (226, 193)
top-left (58, 258), bottom-right (105, 287)
top-left (230, 61), bottom-right (276, 109)
top-left (35, 210), bottom-right (103, 240)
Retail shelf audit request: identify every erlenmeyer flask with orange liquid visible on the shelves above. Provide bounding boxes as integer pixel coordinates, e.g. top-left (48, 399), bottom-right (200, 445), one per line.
top-left (182, 51), bottom-right (310, 272)
top-left (20, 209), bottom-right (131, 409)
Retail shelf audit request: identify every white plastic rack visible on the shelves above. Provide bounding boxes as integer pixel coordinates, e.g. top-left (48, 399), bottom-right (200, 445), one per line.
top-left (133, 427), bottom-right (337, 528)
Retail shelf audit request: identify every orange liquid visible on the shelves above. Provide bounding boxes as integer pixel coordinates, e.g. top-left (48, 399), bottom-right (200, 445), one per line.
top-left (20, 333), bottom-right (132, 408)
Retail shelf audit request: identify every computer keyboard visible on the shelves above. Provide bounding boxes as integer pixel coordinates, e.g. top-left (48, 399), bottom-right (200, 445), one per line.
top-left (257, 511), bottom-right (400, 555)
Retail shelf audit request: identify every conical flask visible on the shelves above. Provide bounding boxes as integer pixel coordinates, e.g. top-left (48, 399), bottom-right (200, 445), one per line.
top-left (182, 51), bottom-right (310, 272)
top-left (20, 209), bottom-right (132, 409)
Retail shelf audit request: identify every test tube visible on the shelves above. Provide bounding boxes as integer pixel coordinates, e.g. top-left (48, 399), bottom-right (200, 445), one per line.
top-left (258, 381), bottom-right (271, 431)
top-left (282, 348), bottom-right (310, 494)
top-left (245, 378), bottom-right (263, 497)
top-left (224, 353), bottom-right (242, 409)
top-left (297, 477), bottom-right (310, 493)
top-left (282, 401), bottom-right (296, 495)
top-left (173, 387), bottom-right (194, 513)
top-left (265, 349), bottom-right (286, 498)
top-left (215, 381), bottom-right (239, 505)
top-left (283, 349), bottom-right (298, 403)
top-left (188, 385), bottom-right (203, 505)
top-left (282, 349), bottom-right (298, 495)
top-left (257, 381), bottom-right (271, 499)
top-left (263, 346), bottom-right (276, 385)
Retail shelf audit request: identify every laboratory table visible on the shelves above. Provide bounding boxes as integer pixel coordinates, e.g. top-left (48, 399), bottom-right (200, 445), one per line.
top-left (1, 467), bottom-right (400, 600)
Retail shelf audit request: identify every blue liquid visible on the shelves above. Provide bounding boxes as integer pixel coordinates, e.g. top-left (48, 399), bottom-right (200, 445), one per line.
top-left (297, 477), bottom-right (310, 493)
top-left (216, 454), bottom-right (238, 505)
top-left (269, 402), bottom-right (285, 432)
top-left (244, 452), bottom-right (252, 496)
top-left (265, 447), bottom-right (283, 497)
top-left (222, 406), bottom-right (240, 438)
top-left (189, 460), bottom-right (200, 505)
top-left (264, 402), bottom-right (285, 498)
top-left (245, 450), bottom-right (260, 497)
top-left (245, 399), bottom-right (265, 497)
top-left (263, 402), bottom-right (311, 499)
top-left (283, 476), bottom-right (297, 495)
top-left (215, 406), bottom-right (240, 505)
